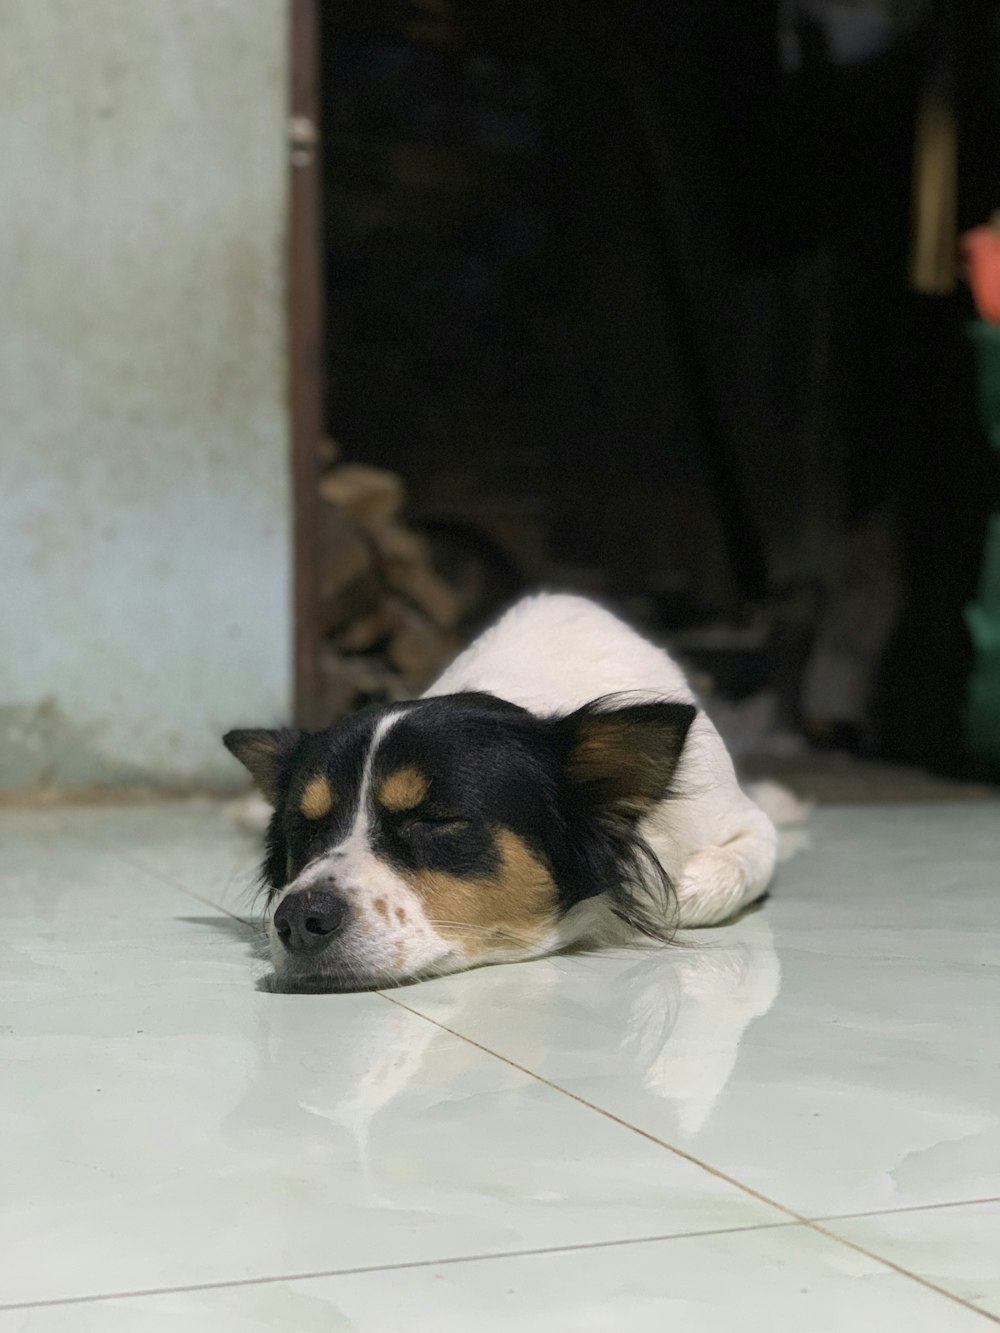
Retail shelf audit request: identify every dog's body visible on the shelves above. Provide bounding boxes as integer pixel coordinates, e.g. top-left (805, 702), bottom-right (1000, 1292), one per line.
top-left (427, 594), bottom-right (777, 934)
top-left (225, 594), bottom-right (778, 992)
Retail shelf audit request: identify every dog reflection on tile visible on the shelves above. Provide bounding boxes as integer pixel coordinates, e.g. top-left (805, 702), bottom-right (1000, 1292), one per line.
top-left (224, 914), bottom-right (780, 1197)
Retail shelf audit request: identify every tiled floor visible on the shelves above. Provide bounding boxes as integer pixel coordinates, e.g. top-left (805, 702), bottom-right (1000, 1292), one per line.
top-left (1, 799), bottom-right (998, 1330)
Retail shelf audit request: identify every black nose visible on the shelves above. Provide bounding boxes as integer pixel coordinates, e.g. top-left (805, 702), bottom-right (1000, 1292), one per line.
top-left (273, 889), bottom-right (349, 955)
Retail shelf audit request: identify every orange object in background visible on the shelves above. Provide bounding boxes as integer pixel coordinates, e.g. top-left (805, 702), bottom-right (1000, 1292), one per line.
top-left (962, 212), bottom-right (1000, 325)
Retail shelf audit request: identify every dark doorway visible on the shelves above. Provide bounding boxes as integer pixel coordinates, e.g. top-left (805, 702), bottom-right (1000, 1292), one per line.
top-left (289, 0), bottom-right (1000, 778)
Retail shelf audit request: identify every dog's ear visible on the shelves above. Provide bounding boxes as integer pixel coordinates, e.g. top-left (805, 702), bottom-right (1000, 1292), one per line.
top-left (553, 699), bottom-right (696, 817)
top-left (222, 728), bottom-right (303, 804)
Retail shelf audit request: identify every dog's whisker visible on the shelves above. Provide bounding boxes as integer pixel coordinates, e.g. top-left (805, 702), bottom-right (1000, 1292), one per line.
top-left (422, 918), bottom-right (509, 935)
top-left (422, 918), bottom-right (539, 947)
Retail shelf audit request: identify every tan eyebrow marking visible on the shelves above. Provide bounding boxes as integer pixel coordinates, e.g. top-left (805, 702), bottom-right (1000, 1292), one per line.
top-left (299, 774), bottom-right (335, 820)
top-left (378, 766), bottom-right (429, 812)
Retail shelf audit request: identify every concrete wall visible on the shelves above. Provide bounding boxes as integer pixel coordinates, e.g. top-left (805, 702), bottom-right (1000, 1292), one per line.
top-left (0, 0), bottom-right (292, 790)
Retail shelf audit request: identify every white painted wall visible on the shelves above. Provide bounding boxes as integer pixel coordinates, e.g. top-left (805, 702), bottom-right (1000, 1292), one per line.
top-left (0, 1), bottom-right (292, 790)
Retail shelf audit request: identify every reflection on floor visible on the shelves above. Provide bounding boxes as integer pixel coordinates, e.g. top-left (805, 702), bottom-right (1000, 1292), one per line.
top-left (1, 799), bottom-right (998, 1330)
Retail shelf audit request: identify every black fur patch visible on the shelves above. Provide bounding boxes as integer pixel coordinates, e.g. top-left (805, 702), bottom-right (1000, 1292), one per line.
top-left (369, 694), bottom-right (542, 884)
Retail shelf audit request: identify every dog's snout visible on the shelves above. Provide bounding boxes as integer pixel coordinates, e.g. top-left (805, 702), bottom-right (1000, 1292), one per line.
top-left (273, 889), bottom-right (349, 955)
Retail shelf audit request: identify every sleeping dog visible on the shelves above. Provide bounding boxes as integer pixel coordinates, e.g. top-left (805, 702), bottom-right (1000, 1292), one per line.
top-left (224, 594), bottom-right (778, 992)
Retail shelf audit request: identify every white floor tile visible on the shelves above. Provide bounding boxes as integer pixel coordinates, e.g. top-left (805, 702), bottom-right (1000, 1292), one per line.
top-left (0, 1224), bottom-right (990, 1332)
top-left (393, 804), bottom-right (1000, 1217)
top-left (827, 1200), bottom-right (1000, 1318)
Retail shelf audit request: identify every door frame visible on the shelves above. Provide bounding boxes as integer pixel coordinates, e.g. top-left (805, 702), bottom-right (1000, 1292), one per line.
top-left (287, 0), bottom-right (325, 728)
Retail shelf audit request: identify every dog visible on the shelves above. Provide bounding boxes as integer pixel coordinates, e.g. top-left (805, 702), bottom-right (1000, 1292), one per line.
top-left (224, 594), bottom-right (779, 992)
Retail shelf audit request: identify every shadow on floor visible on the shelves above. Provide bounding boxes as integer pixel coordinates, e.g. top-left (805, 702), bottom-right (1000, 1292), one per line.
top-left (178, 914), bottom-right (270, 962)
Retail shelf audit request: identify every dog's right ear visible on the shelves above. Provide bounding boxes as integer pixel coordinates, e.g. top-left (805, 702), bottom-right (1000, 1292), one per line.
top-left (222, 728), bottom-right (303, 804)
top-left (552, 698), bottom-right (696, 819)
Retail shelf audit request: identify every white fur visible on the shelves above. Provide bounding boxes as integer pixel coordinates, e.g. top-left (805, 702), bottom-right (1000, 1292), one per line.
top-left (425, 594), bottom-right (779, 939)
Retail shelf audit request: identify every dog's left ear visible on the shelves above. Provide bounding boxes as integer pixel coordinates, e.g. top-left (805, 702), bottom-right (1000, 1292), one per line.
top-left (222, 728), bottom-right (303, 804)
top-left (553, 700), bottom-right (697, 817)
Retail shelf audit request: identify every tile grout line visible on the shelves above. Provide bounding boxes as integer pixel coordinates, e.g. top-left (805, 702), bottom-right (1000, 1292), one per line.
top-left (57, 816), bottom-right (261, 929)
top-left (380, 994), bottom-right (1000, 1327)
top-left (117, 852), bottom-right (258, 927)
top-left (817, 1196), bottom-right (1000, 1223)
top-left (0, 1222), bottom-right (801, 1314)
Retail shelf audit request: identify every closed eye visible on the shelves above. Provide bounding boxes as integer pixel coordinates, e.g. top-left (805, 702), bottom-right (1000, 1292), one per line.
top-left (405, 815), bottom-right (472, 833)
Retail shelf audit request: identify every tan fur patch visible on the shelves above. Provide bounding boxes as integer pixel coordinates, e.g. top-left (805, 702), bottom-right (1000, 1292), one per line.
top-left (378, 766), bottom-right (429, 812)
top-left (406, 830), bottom-right (556, 956)
top-left (568, 719), bottom-right (633, 783)
top-left (568, 717), bottom-right (673, 810)
top-left (373, 897), bottom-right (389, 923)
top-left (299, 774), bottom-right (335, 820)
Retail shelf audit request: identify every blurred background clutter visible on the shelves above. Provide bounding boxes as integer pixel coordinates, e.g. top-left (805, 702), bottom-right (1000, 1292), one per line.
top-left (2, 0), bottom-right (999, 798)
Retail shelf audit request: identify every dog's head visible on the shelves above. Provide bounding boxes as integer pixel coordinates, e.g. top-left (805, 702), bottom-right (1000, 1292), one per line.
top-left (224, 692), bottom-right (695, 992)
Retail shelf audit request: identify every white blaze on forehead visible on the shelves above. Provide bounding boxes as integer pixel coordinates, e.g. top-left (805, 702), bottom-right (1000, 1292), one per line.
top-left (344, 707), bottom-right (410, 846)
top-left (321, 707), bottom-right (437, 963)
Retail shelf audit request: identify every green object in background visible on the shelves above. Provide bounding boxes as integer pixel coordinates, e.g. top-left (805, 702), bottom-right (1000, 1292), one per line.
top-left (965, 322), bottom-right (1000, 776)
top-left (966, 525), bottom-right (1000, 626)
top-left (968, 320), bottom-right (1000, 452)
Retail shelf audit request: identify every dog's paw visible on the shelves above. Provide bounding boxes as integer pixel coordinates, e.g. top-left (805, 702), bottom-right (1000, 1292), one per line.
top-left (226, 792), bottom-right (273, 835)
top-left (744, 779), bottom-right (812, 827)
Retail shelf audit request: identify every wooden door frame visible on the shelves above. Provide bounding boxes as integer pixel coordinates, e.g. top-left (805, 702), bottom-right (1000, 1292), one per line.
top-left (287, 0), bottom-right (325, 728)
